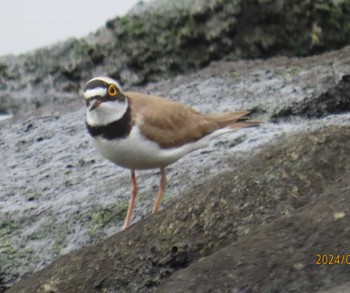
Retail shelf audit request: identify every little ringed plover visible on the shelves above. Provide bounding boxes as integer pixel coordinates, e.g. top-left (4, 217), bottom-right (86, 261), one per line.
top-left (83, 76), bottom-right (260, 230)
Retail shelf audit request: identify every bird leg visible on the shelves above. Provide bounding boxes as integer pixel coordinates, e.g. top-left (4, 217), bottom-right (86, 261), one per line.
top-left (123, 170), bottom-right (137, 230)
top-left (152, 168), bottom-right (167, 214)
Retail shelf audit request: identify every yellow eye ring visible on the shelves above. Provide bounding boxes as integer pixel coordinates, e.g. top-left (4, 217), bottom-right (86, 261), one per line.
top-left (108, 84), bottom-right (118, 96)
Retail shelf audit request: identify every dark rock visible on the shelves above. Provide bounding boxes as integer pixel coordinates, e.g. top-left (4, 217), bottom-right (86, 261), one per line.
top-left (317, 283), bottom-right (350, 293)
top-left (0, 94), bottom-right (20, 115)
top-left (272, 74), bottom-right (350, 120)
top-left (0, 271), bottom-right (7, 293)
top-left (157, 175), bottom-right (350, 293)
top-left (110, 0), bottom-right (350, 83)
top-left (7, 125), bottom-right (350, 293)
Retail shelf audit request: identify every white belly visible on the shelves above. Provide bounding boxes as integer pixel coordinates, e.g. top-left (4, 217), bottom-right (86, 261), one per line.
top-left (91, 126), bottom-right (196, 170)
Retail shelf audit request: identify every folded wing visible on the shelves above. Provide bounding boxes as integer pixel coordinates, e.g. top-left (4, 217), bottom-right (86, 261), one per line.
top-left (125, 92), bottom-right (260, 149)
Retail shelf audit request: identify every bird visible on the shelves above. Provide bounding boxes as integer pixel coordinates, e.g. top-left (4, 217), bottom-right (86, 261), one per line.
top-left (83, 76), bottom-right (260, 230)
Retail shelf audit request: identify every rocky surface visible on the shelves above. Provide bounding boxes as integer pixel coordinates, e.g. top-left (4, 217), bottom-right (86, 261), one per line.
top-left (1, 46), bottom-right (350, 291)
top-left (6, 126), bottom-right (350, 293)
top-left (1, 0), bottom-right (350, 117)
top-left (1, 0), bottom-right (350, 292)
top-left (158, 170), bottom-right (350, 293)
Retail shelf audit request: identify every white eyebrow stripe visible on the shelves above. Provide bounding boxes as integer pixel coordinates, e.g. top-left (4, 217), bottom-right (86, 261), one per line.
top-left (84, 87), bottom-right (107, 99)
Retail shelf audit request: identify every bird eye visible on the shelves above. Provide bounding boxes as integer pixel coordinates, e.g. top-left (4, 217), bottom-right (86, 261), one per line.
top-left (108, 84), bottom-right (118, 96)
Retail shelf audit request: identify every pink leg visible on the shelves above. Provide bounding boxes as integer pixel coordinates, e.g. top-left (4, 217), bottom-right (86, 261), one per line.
top-left (152, 168), bottom-right (167, 214)
top-left (123, 170), bottom-right (137, 230)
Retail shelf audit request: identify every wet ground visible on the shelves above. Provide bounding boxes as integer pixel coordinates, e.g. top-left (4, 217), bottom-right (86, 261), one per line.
top-left (1, 46), bottom-right (350, 291)
top-left (7, 125), bottom-right (350, 293)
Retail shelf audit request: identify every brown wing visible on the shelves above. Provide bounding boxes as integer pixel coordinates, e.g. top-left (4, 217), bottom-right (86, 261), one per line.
top-left (125, 92), bottom-right (218, 148)
top-left (125, 92), bottom-right (258, 149)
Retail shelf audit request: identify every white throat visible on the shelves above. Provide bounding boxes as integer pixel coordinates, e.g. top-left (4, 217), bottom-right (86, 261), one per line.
top-left (86, 100), bottom-right (128, 126)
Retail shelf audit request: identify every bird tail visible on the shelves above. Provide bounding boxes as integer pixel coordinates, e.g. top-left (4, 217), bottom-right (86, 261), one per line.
top-left (205, 111), bottom-right (261, 129)
top-left (227, 120), bottom-right (261, 130)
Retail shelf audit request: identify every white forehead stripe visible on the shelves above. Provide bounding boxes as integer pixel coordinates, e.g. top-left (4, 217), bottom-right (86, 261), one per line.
top-left (84, 87), bottom-right (107, 99)
top-left (89, 76), bottom-right (119, 84)
top-left (87, 76), bottom-right (122, 91)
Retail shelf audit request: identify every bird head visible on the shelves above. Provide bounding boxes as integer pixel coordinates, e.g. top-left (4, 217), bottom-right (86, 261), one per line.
top-left (83, 77), bottom-right (124, 111)
top-left (83, 77), bottom-right (128, 126)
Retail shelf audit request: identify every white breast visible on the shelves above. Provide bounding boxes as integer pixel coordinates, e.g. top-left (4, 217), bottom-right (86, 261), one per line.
top-left (91, 123), bottom-right (239, 170)
top-left (91, 125), bottom-right (197, 170)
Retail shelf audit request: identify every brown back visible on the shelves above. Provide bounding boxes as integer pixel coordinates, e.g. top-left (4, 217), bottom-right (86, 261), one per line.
top-left (125, 92), bottom-right (254, 149)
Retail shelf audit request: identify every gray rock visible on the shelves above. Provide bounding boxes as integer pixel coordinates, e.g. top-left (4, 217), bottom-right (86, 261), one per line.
top-left (2, 45), bottom-right (350, 290)
top-left (1, 0), bottom-right (350, 291)
top-left (1, 0), bottom-right (350, 116)
top-left (7, 125), bottom-right (350, 293)
top-left (272, 74), bottom-right (350, 120)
